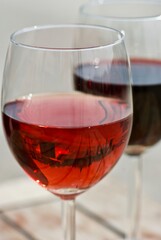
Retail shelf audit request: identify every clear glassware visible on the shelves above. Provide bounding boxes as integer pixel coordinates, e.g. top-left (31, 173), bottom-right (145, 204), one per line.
top-left (1, 24), bottom-right (132, 240)
top-left (80, 0), bottom-right (161, 239)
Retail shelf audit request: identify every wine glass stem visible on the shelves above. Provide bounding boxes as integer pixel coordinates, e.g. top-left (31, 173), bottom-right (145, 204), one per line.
top-left (129, 155), bottom-right (143, 239)
top-left (62, 199), bottom-right (76, 240)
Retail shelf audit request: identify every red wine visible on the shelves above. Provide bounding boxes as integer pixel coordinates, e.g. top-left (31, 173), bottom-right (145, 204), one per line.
top-left (74, 59), bottom-right (161, 156)
top-left (127, 59), bottom-right (161, 155)
top-left (74, 60), bottom-right (130, 99)
top-left (2, 94), bottom-right (131, 198)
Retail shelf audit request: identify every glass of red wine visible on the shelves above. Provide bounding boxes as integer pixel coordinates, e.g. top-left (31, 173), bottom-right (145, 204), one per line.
top-left (80, 0), bottom-right (161, 239)
top-left (1, 24), bottom-right (132, 239)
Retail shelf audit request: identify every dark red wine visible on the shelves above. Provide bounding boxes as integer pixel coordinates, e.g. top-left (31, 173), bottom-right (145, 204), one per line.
top-left (127, 59), bottom-right (161, 155)
top-left (74, 59), bottom-right (161, 156)
top-left (74, 60), bottom-right (130, 99)
top-left (2, 94), bottom-right (131, 198)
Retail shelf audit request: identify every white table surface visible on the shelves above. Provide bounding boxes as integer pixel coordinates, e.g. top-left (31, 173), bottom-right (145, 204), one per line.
top-left (0, 173), bottom-right (160, 240)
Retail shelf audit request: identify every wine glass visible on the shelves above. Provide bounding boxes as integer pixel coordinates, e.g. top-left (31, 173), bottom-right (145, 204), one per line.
top-left (80, 0), bottom-right (161, 239)
top-left (1, 24), bottom-right (132, 239)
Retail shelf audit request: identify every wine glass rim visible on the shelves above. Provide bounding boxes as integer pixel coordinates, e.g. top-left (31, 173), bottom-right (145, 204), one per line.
top-left (10, 24), bottom-right (125, 51)
top-left (80, 0), bottom-right (161, 22)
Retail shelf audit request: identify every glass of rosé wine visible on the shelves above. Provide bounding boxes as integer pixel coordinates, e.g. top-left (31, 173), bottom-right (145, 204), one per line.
top-left (1, 24), bottom-right (132, 240)
top-left (80, 0), bottom-right (161, 239)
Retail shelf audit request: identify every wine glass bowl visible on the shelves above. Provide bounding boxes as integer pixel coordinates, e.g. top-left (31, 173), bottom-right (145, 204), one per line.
top-left (1, 24), bottom-right (132, 238)
top-left (80, 0), bottom-right (161, 238)
top-left (126, 59), bottom-right (161, 156)
top-left (80, 0), bottom-right (161, 156)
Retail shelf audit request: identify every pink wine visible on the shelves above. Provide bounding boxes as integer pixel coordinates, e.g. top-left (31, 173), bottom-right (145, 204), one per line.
top-left (2, 94), bottom-right (132, 198)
